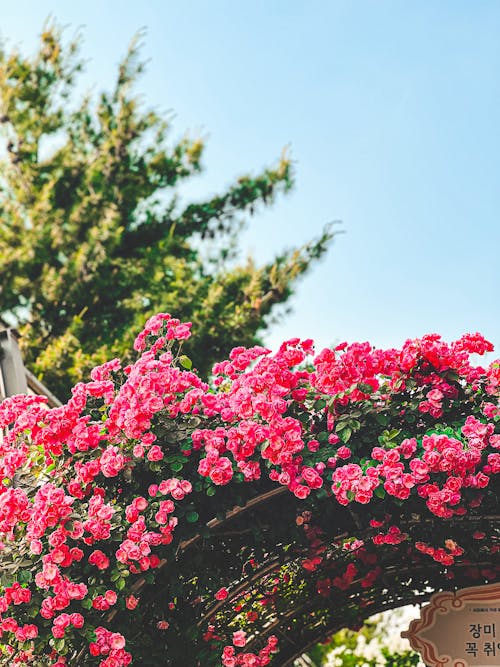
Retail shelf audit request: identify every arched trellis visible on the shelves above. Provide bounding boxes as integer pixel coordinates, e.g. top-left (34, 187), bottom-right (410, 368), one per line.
top-left (104, 472), bottom-right (500, 666)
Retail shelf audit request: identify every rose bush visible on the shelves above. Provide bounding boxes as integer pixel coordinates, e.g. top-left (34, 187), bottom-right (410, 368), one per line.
top-left (0, 315), bottom-right (498, 665)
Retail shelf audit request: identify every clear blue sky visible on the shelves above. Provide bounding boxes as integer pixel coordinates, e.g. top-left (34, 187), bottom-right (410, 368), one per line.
top-left (2, 1), bottom-right (500, 357)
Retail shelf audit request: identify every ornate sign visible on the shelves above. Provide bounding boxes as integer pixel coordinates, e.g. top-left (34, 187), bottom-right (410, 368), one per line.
top-left (402, 583), bottom-right (500, 667)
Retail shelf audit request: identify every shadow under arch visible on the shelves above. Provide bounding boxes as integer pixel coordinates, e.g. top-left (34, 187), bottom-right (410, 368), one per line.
top-left (112, 474), bottom-right (500, 666)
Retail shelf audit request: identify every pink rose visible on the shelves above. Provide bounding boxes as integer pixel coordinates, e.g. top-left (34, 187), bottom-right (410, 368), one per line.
top-left (126, 595), bottom-right (139, 610)
top-left (215, 587), bottom-right (228, 600)
top-left (147, 445), bottom-right (164, 461)
top-left (337, 446), bottom-right (351, 460)
top-left (233, 630), bottom-right (247, 647)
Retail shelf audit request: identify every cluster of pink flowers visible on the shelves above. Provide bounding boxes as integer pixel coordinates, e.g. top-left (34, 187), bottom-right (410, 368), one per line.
top-left (51, 612), bottom-right (84, 638)
top-left (88, 627), bottom-right (131, 667)
top-left (329, 424), bottom-right (496, 520)
top-left (133, 314), bottom-right (192, 353)
top-left (415, 539), bottom-right (465, 566)
top-left (0, 316), bottom-right (497, 665)
top-left (221, 634), bottom-right (279, 666)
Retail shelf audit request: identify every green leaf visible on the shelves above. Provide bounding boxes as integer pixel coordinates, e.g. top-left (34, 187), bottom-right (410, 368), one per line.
top-left (17, 570), bottom-right (32, 584)
top-left (339, 427), bottom-right (352, 443)
top-left (116, 578), bottom-right (126, 591)
top-left (54, 638), bottom-right (66, 653)
top-left (179, 355), bottom-right (192, 370)
top-left (379, 428), bottom-right (401, 445)
top-left (186, 511), bottom-right (199, 523)
top-left (375, 413), bottom-right (389, 426)
top-left (170, 461), bottom-right (184, 472)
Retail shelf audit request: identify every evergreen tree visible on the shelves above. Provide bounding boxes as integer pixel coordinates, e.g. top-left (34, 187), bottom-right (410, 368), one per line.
top-left (0, 25), bottom-right (333, 399)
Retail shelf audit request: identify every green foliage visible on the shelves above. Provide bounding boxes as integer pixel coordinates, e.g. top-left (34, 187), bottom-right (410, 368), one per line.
top-left (306, 612), bottom-right (421, 666)
top-left (0, 23), bottom-right (334, 398)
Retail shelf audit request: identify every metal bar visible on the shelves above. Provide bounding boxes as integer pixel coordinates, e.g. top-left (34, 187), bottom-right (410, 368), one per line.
top-left (0, 329), bottom-right (28, 397)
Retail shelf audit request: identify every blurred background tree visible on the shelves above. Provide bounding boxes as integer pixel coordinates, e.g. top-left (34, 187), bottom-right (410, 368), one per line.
top-left (0, 24), bottom-right (334, 398)
top-left (304, 608), bottom-right (422, 667)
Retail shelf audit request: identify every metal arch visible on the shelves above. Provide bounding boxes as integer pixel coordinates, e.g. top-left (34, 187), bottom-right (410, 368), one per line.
top-left (246, 559), bottom-right (500, 666)
top-left (277, 593), bottom-right (435, 667)
top-left (100, 476), bottom-right (500, 665)
top-left (179, 486), bottom-right (288, 554)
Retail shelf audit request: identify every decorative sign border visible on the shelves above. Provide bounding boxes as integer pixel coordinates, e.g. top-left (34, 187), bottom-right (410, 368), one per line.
top-left (401, 583), bottom-right (500, 667)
